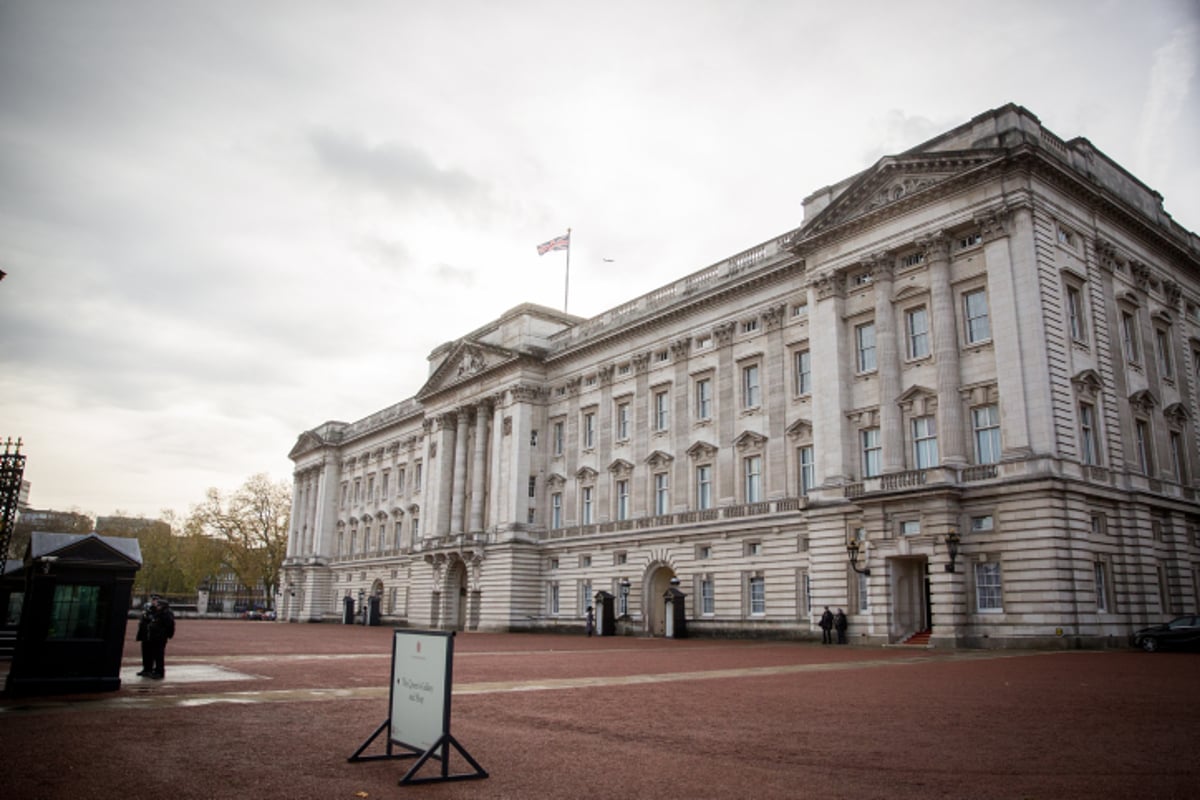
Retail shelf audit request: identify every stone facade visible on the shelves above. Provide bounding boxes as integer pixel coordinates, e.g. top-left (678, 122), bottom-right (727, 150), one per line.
top-left (283, 104), bottom-right (1200, 648)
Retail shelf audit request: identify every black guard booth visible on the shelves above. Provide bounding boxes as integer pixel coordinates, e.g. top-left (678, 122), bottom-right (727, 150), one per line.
top-left (663, 585), bottom-right (687, 639)
top-left (5, 532), bottom-right (142, 696)
top-left (593, 590), bottom-right (615, 636)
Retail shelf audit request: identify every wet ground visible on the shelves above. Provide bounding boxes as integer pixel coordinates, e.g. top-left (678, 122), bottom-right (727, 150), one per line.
top-left (1, 621), bottom-right (1197, 799)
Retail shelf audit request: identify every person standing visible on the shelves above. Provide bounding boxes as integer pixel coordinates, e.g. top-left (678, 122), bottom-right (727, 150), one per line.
top-left (135, 598), bottom-right (155, 676)
top-left (834, 608), bottom-right (848, 645)
top-left (585, 605), bottom-right (595, 637)
top-left (145, 596), bottom-right (176, 679)
top-left (819, 606), bottom-right (834, 644)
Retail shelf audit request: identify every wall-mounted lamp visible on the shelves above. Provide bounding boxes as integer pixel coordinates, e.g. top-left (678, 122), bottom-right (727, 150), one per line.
top-left (944, 530), bottom-right (961, 573)
top-left (846, 539), bottom-right (871, 576)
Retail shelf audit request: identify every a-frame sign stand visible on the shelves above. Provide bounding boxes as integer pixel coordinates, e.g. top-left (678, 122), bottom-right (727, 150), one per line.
top-left (348, 630), bottom-right (487, 786)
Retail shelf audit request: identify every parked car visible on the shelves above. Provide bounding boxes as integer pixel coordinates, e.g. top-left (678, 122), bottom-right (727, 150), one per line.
top-left (1131, 615), bottom-right (1200, 652)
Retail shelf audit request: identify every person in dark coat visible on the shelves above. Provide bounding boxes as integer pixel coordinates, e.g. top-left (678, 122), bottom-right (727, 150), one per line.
top-left (585, 606), bottom-right (595, 637)
top-left (819, 606), bottom-right (834, 644)
top-left (144, 597), bottom-right (176, 678)
top-left (834, 608), bottom-right (848, 644)
top-left (135, 598), bottom-right (155, 676)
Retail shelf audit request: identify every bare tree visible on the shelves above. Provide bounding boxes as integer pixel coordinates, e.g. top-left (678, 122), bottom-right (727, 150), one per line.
top-left (187, 474), bottom-right (291, 605)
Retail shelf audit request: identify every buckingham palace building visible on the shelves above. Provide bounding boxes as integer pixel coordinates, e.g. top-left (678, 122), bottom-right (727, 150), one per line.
top-left (282, 104), bottom-right (1200, 648)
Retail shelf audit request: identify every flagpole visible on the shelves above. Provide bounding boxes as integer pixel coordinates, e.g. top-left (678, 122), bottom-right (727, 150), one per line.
top-left (563, 227), bottom-right (571, 314)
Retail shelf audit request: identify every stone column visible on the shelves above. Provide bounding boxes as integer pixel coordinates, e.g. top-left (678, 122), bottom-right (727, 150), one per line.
top-left (713, 322), bottom-right (737, 503)
top-left (763, 303), bottom-right (788, 498)
top-left (670, 337), bottom-right (692, 510)
top-left (809, 273), bottom-right (850, 484)
top-left (450, 407), bottom-right (470, 534)
top-left (872, 257), bottom-right (904, 472)
top-left (926, 235), bottom-right (966, 466)
top-left (469, 402), bottom-right (490, 532)
top-left (288, 473), bottom-right (303, 558)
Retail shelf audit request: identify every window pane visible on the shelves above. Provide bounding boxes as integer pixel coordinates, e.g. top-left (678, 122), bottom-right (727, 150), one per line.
top-left (856, 323), bottom-right (877, 372)
top-left (965, 290), bottom-right (991, 343)
top-left (907, 307), bottom-right (930, 358)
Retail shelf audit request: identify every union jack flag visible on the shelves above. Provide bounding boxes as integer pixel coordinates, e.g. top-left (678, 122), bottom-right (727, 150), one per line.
top-left (537, 232), bottom-right (570, 255)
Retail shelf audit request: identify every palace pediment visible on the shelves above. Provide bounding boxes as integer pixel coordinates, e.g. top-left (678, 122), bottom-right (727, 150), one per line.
top-left (416, 339), bottom-right (520, 400)
top-left (801, 150), bottom-right (1003, 239)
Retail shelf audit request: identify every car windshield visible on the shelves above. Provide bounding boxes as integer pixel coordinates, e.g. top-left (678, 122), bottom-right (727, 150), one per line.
top-left (1166, 617), bottom-right (1196, 629)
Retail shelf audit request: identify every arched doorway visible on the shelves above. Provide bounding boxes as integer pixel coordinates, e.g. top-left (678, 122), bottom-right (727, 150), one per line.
top-left (890, 557), bottom-right (929, 641)
top-left (445, 559), bottom-right (468, 631)
top-left (645, 564), bottom-right (677, 636)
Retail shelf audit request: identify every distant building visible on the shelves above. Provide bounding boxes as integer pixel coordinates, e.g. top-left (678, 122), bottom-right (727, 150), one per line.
top-left (284, 105), bottom-right (1200, 647)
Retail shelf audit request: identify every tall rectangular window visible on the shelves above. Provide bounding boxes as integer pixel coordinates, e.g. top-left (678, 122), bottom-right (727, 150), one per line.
top-left (964, 289), bottom-right (991, 343)
top-left (856, 322), bottom-right (877, 372)
top-left (857, 571), bottom-right (870, 612)
top-left (862, 428), bottom-right (882, 478)
top-left (744, 455), bottom-right (762, 503)
top-left (381, 471), bottom-right (389, 498)
top-left (1155, 327), bottom-right (1173, 378)
top-left (912, 415), bottom-right (939, 468)
top-left (794, 350), bottom-right (811, 395)
top-left (1135, 419), bottom-right (1153, 476)
top-left (654, 390), bottom-right (669, 431)
top-left (972, 404), bottom-right (1001, 464)
top-left (906, 307), bottom-right (930, 359)
top-left (616, 402), bottom-right (630, 440)
top-left (582, 412), bottom-right (595, 449)
top-left (654, 473), bottom-right (669, 516)
top-left (579, 582), bottom-right (592, 616)
top-left (553, 421), bottom-right (564, 455)
top-left (1121, 310), bottom-right (1140, 363)
top-left (1079, 403), bottom-right (1099, 466)
top-left (616, 479), bottom-right (629, 520)
top-left (974, 562), bottom-right (1003, 611)
top-left (749, 575), bottom-right (765, 615)
top-left (701, 577), bottom-right (715, 615)
top-left (695, 378), bottom-right (712, 419)
top-left (1094, 562), bottom-right (1109, 612)
top-left (1066, 285), bottom-right (1087, 342)
top-left (551, 493), bottom-right (563, 529)
top-left (414, 463), bottom-right (423, 490)
top-left (549, 583), bottom-right (560, 615)
top-left (742, 363), bottom-right (761, 408)
top-left (1169, 431), bottom-right (1186, 483)
top-left (581, 486), bottom-right (593, 524)
top-left (528, 476), bottom-right (537, 498)
top-left (696, 465), bottom-right (712, 510)
top-left (799, 445), bottom-right (815, 496)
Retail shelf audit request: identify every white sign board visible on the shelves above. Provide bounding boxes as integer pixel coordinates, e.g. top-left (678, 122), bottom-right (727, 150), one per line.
top-left (388, 630), bottom-right (451, 752)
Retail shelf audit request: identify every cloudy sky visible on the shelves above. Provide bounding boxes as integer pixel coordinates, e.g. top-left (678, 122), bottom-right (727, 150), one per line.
top-left (2, 0), bottom-right (1197, 521)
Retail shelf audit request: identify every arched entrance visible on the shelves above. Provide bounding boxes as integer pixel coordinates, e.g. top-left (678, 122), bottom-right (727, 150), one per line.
top-left (890, 556), bottom-right (929, 641)
top-left (644, 564), bottom-right (677, 636)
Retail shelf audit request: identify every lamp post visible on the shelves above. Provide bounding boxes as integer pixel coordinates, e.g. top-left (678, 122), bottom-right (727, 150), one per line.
top-left (846, 539), bottom-right (871, 576)
top-left (944, 531), bottom-right (961, 573)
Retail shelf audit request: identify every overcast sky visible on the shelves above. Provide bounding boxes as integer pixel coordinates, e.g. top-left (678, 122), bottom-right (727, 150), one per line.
top-left (2, 0), bottom-right (1197, 521)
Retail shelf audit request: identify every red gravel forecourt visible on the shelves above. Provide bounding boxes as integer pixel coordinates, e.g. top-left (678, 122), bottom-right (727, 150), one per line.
top-left (1, 620), bottom-right (1197, 799)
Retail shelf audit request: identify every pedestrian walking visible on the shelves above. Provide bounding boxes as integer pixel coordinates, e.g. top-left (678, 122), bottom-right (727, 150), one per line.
top-left (834, 608), bottom-right (848, 644)
top-left (585, 605), bottom-right (595, 637)
top-left (819, 606), bottom-right (834, 644)
top-left (135, 598), bottom-right (155, 676)
top-left (144, 596), bottom-right (176, 678)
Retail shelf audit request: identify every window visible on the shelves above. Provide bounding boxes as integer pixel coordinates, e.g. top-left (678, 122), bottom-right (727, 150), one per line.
top-left (749, 575), bottom-right (765, 615)
top-left (1121, 310), bottom-right (1140, 364)
top-left (48, 584), bottom-right (106, 639)
top-left (972, 405), bottom-right (1001, 464)
top-left (1169, 431), bottom-right (1187, 483)
top-left (1134, 419), bottom-right (1153, 476)
top-left (861, 428), bottom-right (882, 478)
top-left (744, 455), bottom-right (762, 503)
top-left (696, 465), bottom-right (713, 510)
top-left (553, 421), bottom-right (564, 455)
top-left (742, 318), bottom-right (759, 334)
top-left (1094, 562), bottom-right (1109, 612)
top-left (1089, 513), bottom-right (1106, 536)
top-left (747, 541), bottom-right (763, 556)
top-left (582, 412), bottom-right (595, 449)
top-left (799, 445), bottom-right (815, 496)
top-left (912, 415), bottom-right (939, 468)
top-left (615, 551), bottom-right (627, 565)
top-left (655, 349), bottom-right (669, 362)
top-left (616, 479), bottom-right (629, 520)
top-left (654, 472), bottom-right (669, 516)
top-left (581, 486), bottom-right (594, 524)
top-left (579, 581), bottom-right (592, 615)
top-left (1155, 327), bottom-right (1173, 378)
top-left (654, 390), bottom-right (669, 431)
top-left (974, 562), bottom-right (1003, 612)
top-left (851, 271), bottom-right (872, 287)
top-left (381, 471), bottom-right (389, 498)
top-left (794, 350), bottom-right (811, 395)
top-left (964, 289), bottom-right (991, 343)
top-left (367, 475), bottom-right (375, 502)
top-left (616, 402), bottom-right (630, 440)
top-left (528, 476), bottom-right (537, 498)
top-left (742, 363), bottom-right (760, 408)
top-left (959, 232), bottom-right (983, 249)
top-left (971, 515), bottom-right (994, 532)
top-left (792, 302), bottom-right (809, 318)
top-left (414, 463), bottom-right (422, 490)
top-left (802, 571), bottom-right (813, 614)
top-left (581, 555), bottom-right (592, 568)
top-left (549, 583), bottom-right (560, 615)
top-left (701, 577), bottom-right (715, 615)
top-left (856, 322), bottom-right (877, 372)
top-left (1079, 402), bottom-right (1099, 465)
top-left (551, 493), bottom-right (563, 529)
top-left (411, 516), bottom-right (419, 538)
top-left (397, 467), bottom-right (406, 495)
top-left (530, 429), bottom-right (539, 446)
top-left (857, 571), bottom-right (870, 612)
top-left (696, 334), bottom-right (713, 349)
top-left (698, 545), bottom-right (712, 559)
top-left (900, 520), bottom-right (921, 536)
top-left (1057, 226), bottom-right (1077, 247)
top-left (695, 378), bottom-right (712, 420)
top-left (1066, 284), bottom-right (1087, 342)
top-left (906, 307), bottom-right (930, 359)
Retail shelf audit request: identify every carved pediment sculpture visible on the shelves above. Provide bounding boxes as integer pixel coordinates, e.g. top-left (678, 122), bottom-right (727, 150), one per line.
top-left (733, 430), bottom-right (768, 452)
top-left (687, 440), bottom-right (718, 460)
